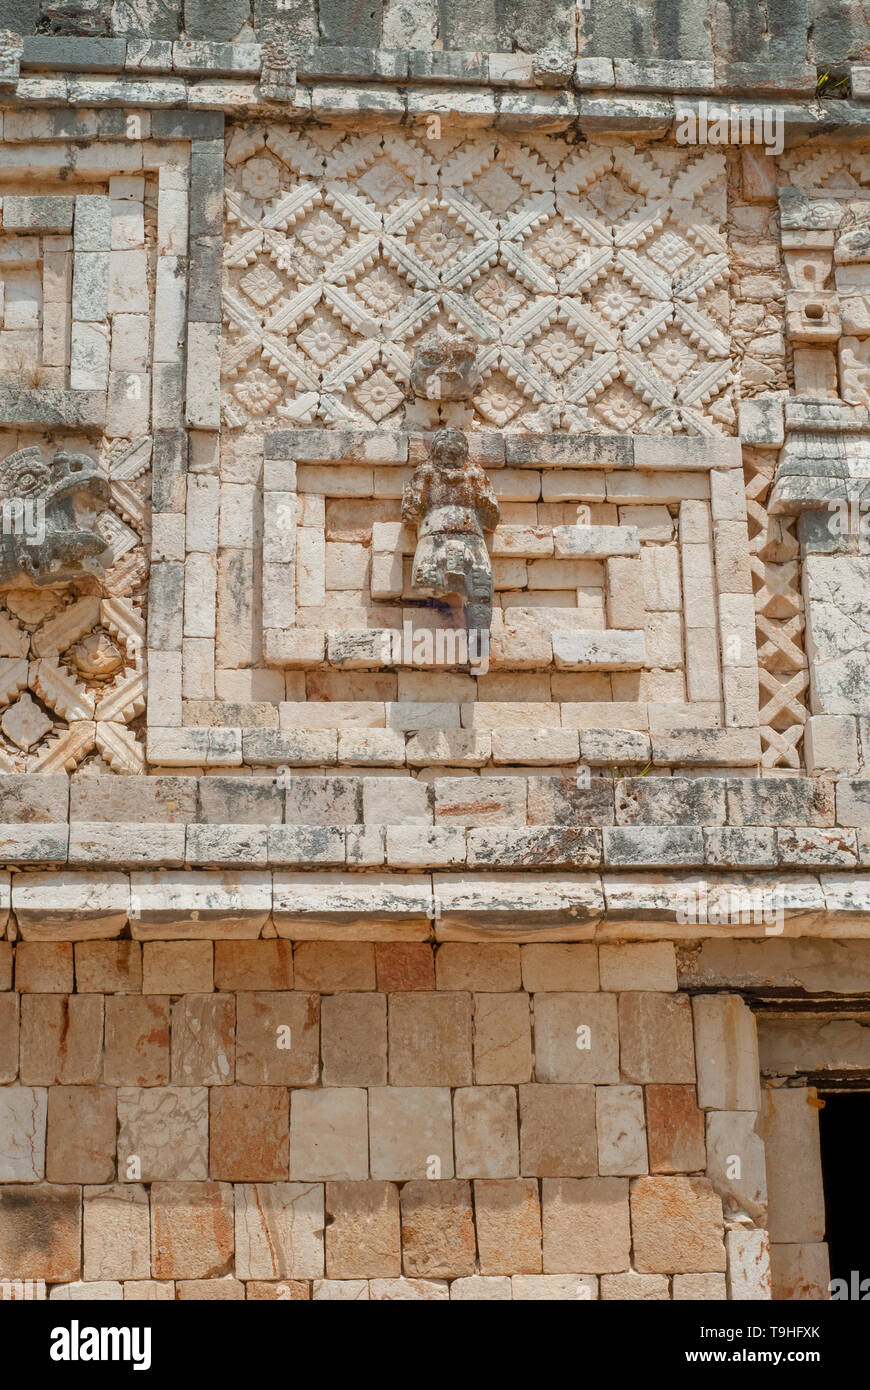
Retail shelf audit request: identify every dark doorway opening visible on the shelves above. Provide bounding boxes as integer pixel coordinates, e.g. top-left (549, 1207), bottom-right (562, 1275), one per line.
top-left (818, 1091), bottom-right (870, 1291)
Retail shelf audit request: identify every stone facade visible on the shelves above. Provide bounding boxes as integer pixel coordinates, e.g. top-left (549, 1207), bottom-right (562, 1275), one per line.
top-left (1, 0), bottom-right (870, 1302)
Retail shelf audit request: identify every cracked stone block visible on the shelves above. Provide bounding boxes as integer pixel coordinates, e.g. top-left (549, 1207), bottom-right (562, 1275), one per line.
top-left (83, 1184), bottom-right (150, 1281)
top-left (0, 1086), bottom-right (47, 1181)
top-left (117, 1086), bottom-right (208, 1182)
top-left (170, 995), bottom-right (234, 1086)
top-left (473, 993), bottom-right (532, 1084)
top-left (150, 1181), bottom-right (234, 1280)
top-left (234, 1182), bottom-right (324, 1280)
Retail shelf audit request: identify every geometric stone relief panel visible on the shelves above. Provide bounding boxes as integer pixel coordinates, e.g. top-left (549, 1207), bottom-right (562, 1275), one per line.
top-left (223, 129), bottom-right (734, 436)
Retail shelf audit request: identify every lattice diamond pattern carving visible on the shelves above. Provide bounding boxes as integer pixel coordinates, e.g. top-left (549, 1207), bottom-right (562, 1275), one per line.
top-left (745, 451), bottom-right (808, 769)
top-left (223, 129), bottom-right (734, 433)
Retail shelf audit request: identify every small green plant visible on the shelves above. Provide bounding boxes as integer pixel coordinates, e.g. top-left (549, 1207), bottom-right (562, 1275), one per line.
top-left (816, 43), bottom-right (862, 97)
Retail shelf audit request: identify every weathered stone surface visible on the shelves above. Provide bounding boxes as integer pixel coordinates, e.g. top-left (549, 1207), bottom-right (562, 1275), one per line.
top-left (46, 1086), bottom-right (115, 1183)
top-left (519, 1083), bottom-right (597, 1177)
top-left (289, 1089), bottom-right (368, 1181)
top-left (596, 1085), bottom-right (648, 1176)
top-left (646, 1085), bottom-right (707, 1174)
top-left (693, 995), bottom-right (761, 1111)
top-left (235, 992), bottom-right (318, 1085)
top-left (169, 994), bottom-right (235, 1086)
top-left (474, 1179), bottom-right (542, 1276)
top-left (210, 1087), bottom-right (289, 1182)
top-left (20, 995), bottom-right (103, 1085)
top-left (83, 1184), bottom-right (150, 1281)
top-left (454, 1085), bottom-right (518, 1178)
top-left (541, 1178), bottom-right (631, 1274)
top-left (761, 1087), bottom-right (826, 1244)
top-left (0, 1184), bottom-right (81, 1281)
top-left (631, 1176), bottom-right (726, 1274)
top-left (321, 993), bottom-right (386, 1087)
top-left (473, 993), bottom-right (532, 1084)
top-left (388, 992), bottom-right (472, 1086)
top-left (769, 1242), bottom-right (830, 1300)
top-left (520, 944), bottom-right (599, 992)
top-left (727, 1227), bottom-right (772, 1300)
top-left (324, 1180), bottom-right (400, 1279)
top-left (150, 1181), bottom-right (234, 1280)
top-left (534, 993), bottom-right (619, 1083)
top-left (144, 941), bottom-right (214, 994)
top-left (368, 1087), bottom-right (454, 1180)
top-left (213, 940), bottom-right (292, 991)
top-left (619, 993), bottom-right (696, 1083)
top-left (234, 1183), bottom-right (324, 1279)
top-left (105, 996), bottom-right (170, 1086)
top-left (0, 1086), bottom-right (47, 1181)
top-left (14, 942), bottom-right (73, 993)
top-left (399, 1180), bottom-right (476, 1279)
top-left (117, 1086), bottom-right (209, 1181)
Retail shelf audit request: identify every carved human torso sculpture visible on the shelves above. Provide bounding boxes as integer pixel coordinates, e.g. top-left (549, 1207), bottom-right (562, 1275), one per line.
top-left (401, 428), bottom-right (499, 633)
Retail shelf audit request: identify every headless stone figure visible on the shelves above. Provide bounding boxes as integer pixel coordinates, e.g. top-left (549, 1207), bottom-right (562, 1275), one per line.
top-left (401, 427), bottom-right (499, 634)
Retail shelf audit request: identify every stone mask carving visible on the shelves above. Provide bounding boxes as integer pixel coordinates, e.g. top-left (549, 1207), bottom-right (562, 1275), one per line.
top-left (401, 427), bottom-right (500, 634)
top-left (410, 335), bottom-right (479, 402)
top-left (0, 447), bottom-right (110, 587)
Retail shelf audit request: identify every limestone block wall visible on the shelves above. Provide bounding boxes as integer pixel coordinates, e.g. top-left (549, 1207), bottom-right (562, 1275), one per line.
top-left (0, 935), bottom-right (773, 1301)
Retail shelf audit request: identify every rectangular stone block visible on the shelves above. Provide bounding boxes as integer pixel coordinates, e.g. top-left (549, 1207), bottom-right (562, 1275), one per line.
top-left (631, 1176), bottom-right (726, 1274)
top-left (75, 941), bottom-right (141, 993)
top-left (235, 992), bottom-right (318, 1086)
top-left (46, 1086), bottom-right (115, 1183)
top-left (20, 995), bottom-right (103, 1086)
top-left (83, 1185), bottom-right (150, 1281)
top-left (324, 1180), bottom-right (400, 1278)
top-left (400, 1180), bottom-right (476, 1279)
top-left (117, 1086), bottom-right (208, 1182)
top-left (646, 1085), bottom-right (707, 1174)
top-left (105, 996), bottom-right (170, 1086)
top-left (0, 1184), bottom-right (81, 1281)
top-left (0, 1086), bottom-right (47, 1181)
top-left (454, 1086), bottom-right (519, 1178)
top-left (692, 994), bottom-right (761, 1111)
top-left (519, 944), bottom-right (599, 993)
top-left (289, 1089), bottom-right (369, 1181)
top-left (519, 1083), bottom-right (597, 1178)
top-left (293, 942), bottom-right (376, 992)
top-left (761, 1088), bottom-right (826, 1244)
top-left (435, 943), bottom-right (521, 992)
top-left (618, 993), bottom-right (696, 1083)
top-left (171, 995), bottom-right (234, 1085)
top-left (473, 993), bottom-right (532, 1085)
top-left (474, 1179), bottom-right (542, 1276)
top-left (150, 1181), bottom-right (234, 1280)
top-left (542, 1178), bottom-right (631, 1275)
top-left (534, 993), bottom-right (619, 1083)
top-left (234, 1183), bottom-right (324, 1279)
top-left (322, 993), bottom-right (387, 1087)
top-left (388, 992), bottom-right (472, 1086)
top-left (143, 941), bottom-right (214, 994)
top-left (213, 940), bottom-right (292, 991)
top-left (209, 1086), bottom-right (289, 1182)
top-left (368, 1088), bottom-right (454, 1181)
top-left (596, 1085), bottom-right (648, 1176)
